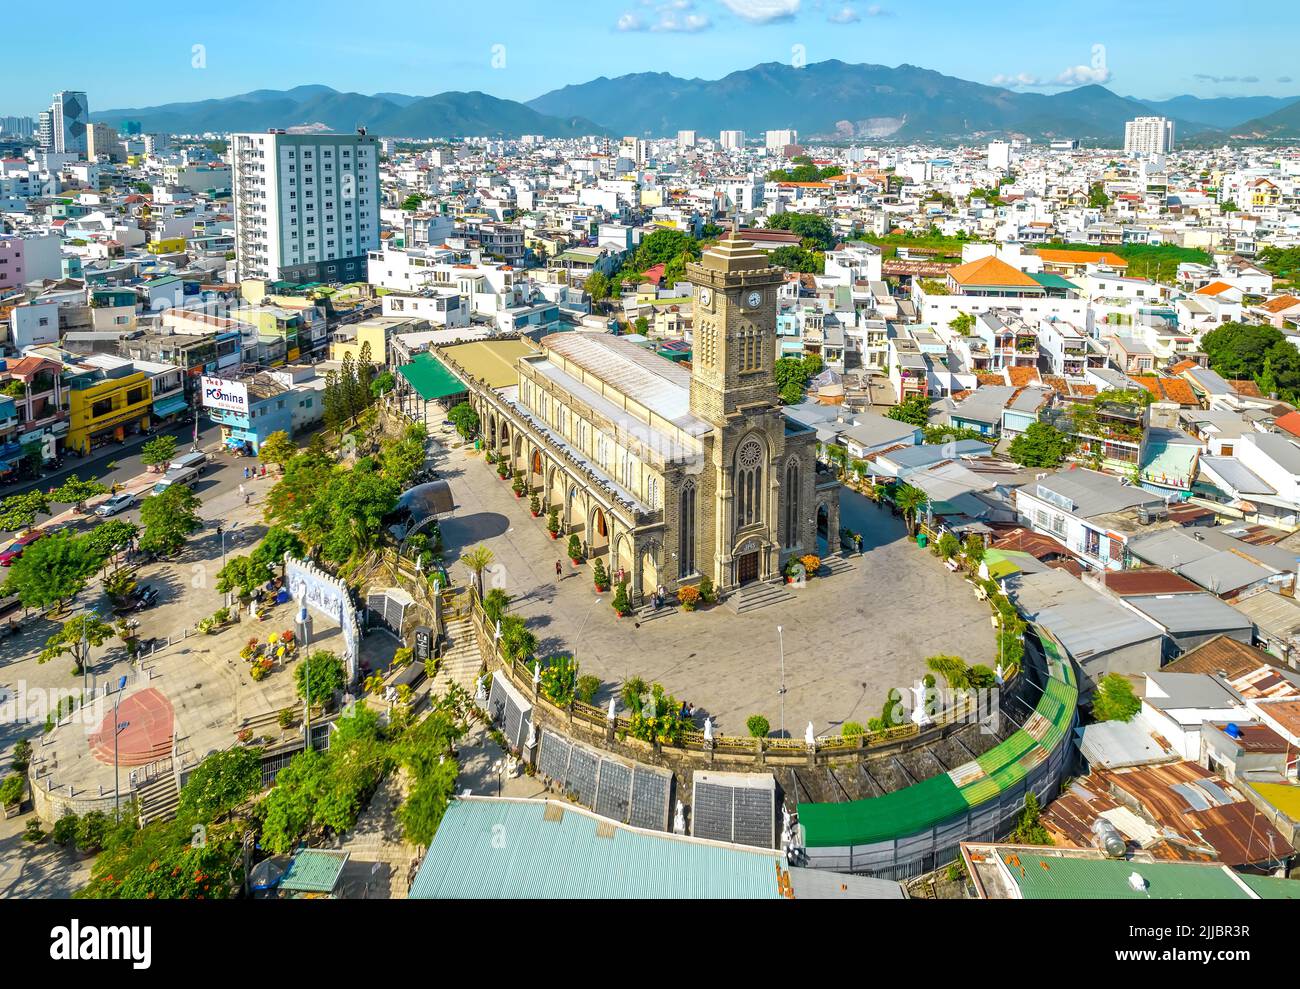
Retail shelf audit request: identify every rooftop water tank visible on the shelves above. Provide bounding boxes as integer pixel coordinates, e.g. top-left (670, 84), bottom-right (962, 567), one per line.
top-left (1225, 723), bottom-right (1242, 739)
top-left (1092, 818), bottom-right (1126, 859)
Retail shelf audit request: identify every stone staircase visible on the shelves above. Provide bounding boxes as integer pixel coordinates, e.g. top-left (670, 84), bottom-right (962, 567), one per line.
top-left (727, 578), bottom-right (795, 615)
top-left (633, 600), bottom-right (677, 624)
top-left (431, 616), bottom-right (481, 696)
top-left (820, 554), bottom-right (857, 578)
top-left (137, 773), bottom-right (180, 826)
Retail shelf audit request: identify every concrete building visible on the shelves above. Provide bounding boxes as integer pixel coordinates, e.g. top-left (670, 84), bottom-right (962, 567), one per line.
top-left (719, 130), bottom-right (746, 150)
top-left (232, 130), bottom-right (381, 284)
top-left (1124, 116), bottom-right (1175, 156)
top-left (48, 91), bottom-right (89, 156)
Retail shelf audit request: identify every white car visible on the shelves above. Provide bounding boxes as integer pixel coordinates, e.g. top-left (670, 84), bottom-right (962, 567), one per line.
top-left (95, 492), bottom-right (137, 517)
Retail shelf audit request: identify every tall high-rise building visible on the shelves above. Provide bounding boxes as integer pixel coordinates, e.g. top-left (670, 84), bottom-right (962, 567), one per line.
top-left (86, 122), bottom-right (121, 161)
top-left (1124, 116), bottom-right (1174, 155)
top-left (719, 130), bottom-right (746, 150)
top-left (232, 130), bottom-right (381, 284)
top-left (618, 135), bottom-right (647, 165)
top-left (986, 140), bottom-right (1011, 171)
top-left (765, 129), bottom-right (797, 149)
top-left (0, 116), bottom-right (35, 139)
top-left (676, 130), bottom-right (697, 149)
top-left (50, 91), bottom-right (89, 155)
top-left (36, 111), bottom-right (53, 151)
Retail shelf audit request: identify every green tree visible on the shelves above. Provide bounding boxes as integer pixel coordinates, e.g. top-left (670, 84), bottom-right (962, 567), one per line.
top-left (216, 555), bottom-right (271, 598)
top-left (138, 483), bottom-right (202, 556)
top-left (949, 312), bottom-right (976, 336)
top-left (39, 612), bottom-right (115, 675)
top-left (634, 315), bottom-right (649, 334)
top-left (1, 530), bottom-right (99, 610)
top-left (631, 228), bottom-right (701, 270)
top-left (371, 370), bottom-right (396, 398)
top-left (894, 483), bottom-right (928, 535)
top-left (780, 380), bottom-right (806, 405)
top-left (746, 714), bottom-right (770, 738)
top-left (0, 491), bottom-right (50, 533)
top-left (1009, 792), bottom-right (1054, 845)
top-left (927, 653), bottom-right (970, 688)
top-left (447, 402), bottom-right (480, 441)
top-left (177, 747), bottom-right (263, 824)
top-left (584, 270), bottom-right (612, 303)
top-left (765, 212), bottom-right (835, 250)
top-left (139, 434), bottom-right (178, 470)
top-left (886, 394), bottom-right (931, 426)
top-left (257, 430), bottom-right (295, 470)
top-left (1091, 673), bottom-right (1141, 722)
top-left (1087, 182), bottom-right (1110, 209)
top-left (251, 526), bottom-right (304, 573)
top-left (296, 650), bottom-right (346, 708)
top-left (936, 532), bottom-right (960, 560)
top-left (400, 192), bottom-right (425, 211)
top-left (259, 749), bottom-right (332, 853)
top-left (84, 520), bottom-right (139, 573)
top-left (1009, 422), bottom-right (1075, 468)
top-left (1200, 322), bottom-right (1284, 381)
top-left (264, 449), bottom-right (335, 530)
top-left (769, 245), bottom-right (821, 273)
top-left (51, 477), bottom-right (110, 513)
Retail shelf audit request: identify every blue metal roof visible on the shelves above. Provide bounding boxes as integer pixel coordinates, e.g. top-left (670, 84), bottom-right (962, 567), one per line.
top-left (409, 798), bottom-right (783, 899)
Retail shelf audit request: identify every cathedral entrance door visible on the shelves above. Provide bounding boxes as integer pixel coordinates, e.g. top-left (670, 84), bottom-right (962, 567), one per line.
top-left (737, 551), bottom-right (760, 586)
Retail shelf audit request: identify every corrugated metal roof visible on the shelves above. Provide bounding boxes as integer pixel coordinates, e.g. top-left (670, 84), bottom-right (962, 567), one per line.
top-left (998, 851), bottom-right (1254, 899)
top-left (409, 798), bottom-right (783, 899)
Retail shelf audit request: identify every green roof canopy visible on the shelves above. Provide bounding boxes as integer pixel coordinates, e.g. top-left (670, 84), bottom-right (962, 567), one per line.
top-left (399, 353), bottom-right (465, 402)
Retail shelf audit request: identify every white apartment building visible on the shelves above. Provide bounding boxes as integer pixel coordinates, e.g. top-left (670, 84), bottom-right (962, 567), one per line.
top-left (765, 129), bottom-right (797, 149)
top-left (1124, 116), bottom-right (1175, 155)
top-left (987, 140), bottom-right (1011, 172)
top-left (48, 91), bottom-right (89, 156)
top-left (719, 130), bottom-right (746, 150)
top-left (232, 130), bottom-right (381, 284)
top-left (676, 130), bottom-right (697, 149)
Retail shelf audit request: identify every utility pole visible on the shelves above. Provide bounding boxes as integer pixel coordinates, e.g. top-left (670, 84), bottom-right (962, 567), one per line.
top-left (777, 625), bottom-right (786, 737)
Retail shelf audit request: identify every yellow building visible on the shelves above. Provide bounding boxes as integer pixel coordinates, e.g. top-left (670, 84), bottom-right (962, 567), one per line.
top-left (65, 366), bottom-right (153, 455)
top-left (328, 316), bottom-right (425, 364)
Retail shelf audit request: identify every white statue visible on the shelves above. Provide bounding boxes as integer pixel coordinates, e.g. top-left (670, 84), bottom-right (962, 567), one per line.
top-left (994, 662), bottom-right (1005, 685)
top-left (911, 681), bottom-right (931, 727)
top-left (805, 721), bottom-right (815, 747)
top-left (494, 619), bottom-right (502, 643)
top-left (532, 662), bottom-right (541, 687)
top-left (782, 805), bottom-right (793, 842)
top-left (475, 674), bottom-right (487, 702)
top-left (607, 697), bottom-right (616, 722)
top-left (703, 717), bottom-right (713, 742)
top-left (525, 719), bottom-right (537, 748)
top-left (673, 800), bottom-right (686, 835)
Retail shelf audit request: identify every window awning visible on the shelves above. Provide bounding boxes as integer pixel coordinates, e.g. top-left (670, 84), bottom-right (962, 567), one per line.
top-left (398, 354), bottom-right (465, 402)
top-left (153, 395), bottom-right (189, 418)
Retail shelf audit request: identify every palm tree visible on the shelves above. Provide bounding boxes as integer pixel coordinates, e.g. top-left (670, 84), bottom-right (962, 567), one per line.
top-left (894, 483), bottom-right (928, 536)
top-left (460, 545), bottom-right (495, 597)
top-left (824, 443), bottom-right (848, 479)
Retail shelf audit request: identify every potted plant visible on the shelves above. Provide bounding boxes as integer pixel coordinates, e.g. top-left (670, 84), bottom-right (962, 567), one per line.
top-left (529, 494), bottom-right (541, 518)
top-left (278, 707), bottom-right (296, 730)
top-left (677, 585), bottom-right (701, 612)
top-left (567, 534), bottom-right (583, 566)
top-left (512, 470), bottom-right (526, 498)
top-left (800, 553), bottom-right (821, 577)
top-left (546, 506), bottom-right (561, 539)
top-left (611, 579), bottom-right (630, 617)
top-left (497, 460), bottom-right (509, 480)
top-left (698, 574), bottom-right (715, 606)
top-left (236, 728), bottom-right (254, 744)
top-left (592, 558), bottom-right (609, 592)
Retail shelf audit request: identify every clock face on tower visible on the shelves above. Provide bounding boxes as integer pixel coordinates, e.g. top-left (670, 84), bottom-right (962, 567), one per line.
top-left (698, 287), bottom-right (712, 308)
top-left (745, 290), bottom-right (762, 309)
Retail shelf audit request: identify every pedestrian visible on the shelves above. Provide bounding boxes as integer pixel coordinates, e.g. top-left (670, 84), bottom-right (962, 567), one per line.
top-left (245, 493), bottom-right (251, 506)
top-left (555, 559), bottom-right (562, 580)
top-left (238, 483), bottom-right (245, 498)
top-left (243, 467), bottom-right (249, 480)
top-left (261, 465), bottom-right (266, 478)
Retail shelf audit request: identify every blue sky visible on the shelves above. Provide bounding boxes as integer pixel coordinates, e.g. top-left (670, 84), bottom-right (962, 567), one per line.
top-left (5, 0), bottom-right (1297, 113)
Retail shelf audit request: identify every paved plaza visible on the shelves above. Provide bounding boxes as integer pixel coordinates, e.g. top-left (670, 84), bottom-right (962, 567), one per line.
top-left (435, 437), bottom-right (995, 738)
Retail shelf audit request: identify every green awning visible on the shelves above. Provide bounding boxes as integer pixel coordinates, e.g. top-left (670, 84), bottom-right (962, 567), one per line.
top-left (153, 395), bottom-right (189, 418)
top-left (398, 353), bottom-right (466, 402)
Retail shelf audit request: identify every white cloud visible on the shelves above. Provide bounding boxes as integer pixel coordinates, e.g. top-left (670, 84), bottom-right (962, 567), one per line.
top-left (618, 1), bottom-right (711, 32)
top-left (828, 5), bottom-right (860, 23)
top-left (720, 0), bottom-right (801, 24)
top-left (993, 63), bottom-right (1113, 89)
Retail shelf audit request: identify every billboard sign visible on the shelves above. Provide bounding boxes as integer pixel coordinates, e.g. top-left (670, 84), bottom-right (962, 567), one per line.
top-left (200, 376), bottom-right (248, 414)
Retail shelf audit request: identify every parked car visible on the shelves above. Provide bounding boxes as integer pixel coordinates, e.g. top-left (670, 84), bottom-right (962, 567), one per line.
top-left (0, 530), bottom-right (46, 566)
top-left (95, 492), bottom-right (137, 517)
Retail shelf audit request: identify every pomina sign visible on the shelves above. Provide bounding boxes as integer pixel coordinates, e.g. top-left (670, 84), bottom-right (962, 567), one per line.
top-left (200, 376), bottom-right (248, 414)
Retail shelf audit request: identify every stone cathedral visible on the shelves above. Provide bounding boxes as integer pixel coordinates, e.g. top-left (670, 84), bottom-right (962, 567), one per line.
top-left (464, 230), bottom-right (840, 603)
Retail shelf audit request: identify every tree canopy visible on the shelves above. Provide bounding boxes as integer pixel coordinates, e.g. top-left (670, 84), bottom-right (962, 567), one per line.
top-left (0, 530), bottom-right (100, 610)
top-left (1009, 422), bottom-right (1075, 469)
top-left (886, 394), bottom-right (931, 426)
top-left (1201, 322), bottom-right (1300, 401)
top-left (1091, 673), bottom-right (1141, 722)
top-left (138, 483), bottom-right (202, 556)
top-left (764, 212), bottom-right (836, 251)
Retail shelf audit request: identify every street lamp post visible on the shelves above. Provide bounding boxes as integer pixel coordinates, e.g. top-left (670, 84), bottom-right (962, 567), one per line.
top-left (81, 607), bottom-right (98, 697)
top-left (219, 522), bottom-right (238, 608)
top-left (113, 674), bottom-right (128, 819)
top-left (776, 625), bottom-right (786, 738)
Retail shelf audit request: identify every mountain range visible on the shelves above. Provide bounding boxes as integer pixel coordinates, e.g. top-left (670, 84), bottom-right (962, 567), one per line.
top-left (92, 62), bottom-right (1300, 143)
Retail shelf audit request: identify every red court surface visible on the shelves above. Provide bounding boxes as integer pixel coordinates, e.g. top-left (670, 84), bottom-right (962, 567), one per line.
top-left (88, 687), bottom-right (175, 766)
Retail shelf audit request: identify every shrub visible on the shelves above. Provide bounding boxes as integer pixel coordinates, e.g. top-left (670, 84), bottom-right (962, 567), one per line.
top-left (800, 554), bottom-right (820, 575)
top-left (23, 819), bottom-right (45, 843)
top-left (51, 812), bottom-right (78, 846)
top-left (566, 534), bottom-right (582, 562)
top-left (529, 494), bottom-right (541, 516)
top-left (75, 810), bottom-right (110, 854)
top-left (698, 574), bottom-right (715, 604)
top-left (611, 579), bottom-right (630, 616)
top-left (1092, 673), bottom-right (1141, 723)
top-left (746, 714), bottom-right (771, 738)
top-left (11, 739), bottom-right (32, 774)
top-left (677, 585), bottom-right (701, 611)
top-left (546, 506), bottom-right (560, 536)
top-left (540, 655), bottom-right (577, 707)
top-left (936, 532), bottom-right (960, 559)
top-left (592, 558), bottom-right (608, 590)
top-left (278, 707), bottom-right (296, 730)
top-left (841, 721), bottom-right (866, 737)
top-left (576, 675), bottom-right (600, 705)
top-left (0, 773), bottom-right (24, 808)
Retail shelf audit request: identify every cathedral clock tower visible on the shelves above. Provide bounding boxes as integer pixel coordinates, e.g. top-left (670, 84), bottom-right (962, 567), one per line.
top-left (687, 231), bottom-right (785, 426)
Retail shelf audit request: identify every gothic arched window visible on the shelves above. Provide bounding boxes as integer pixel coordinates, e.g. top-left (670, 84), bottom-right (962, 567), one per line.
top-left (679, 481), bottom-right (696, 576)
top-left (784, 457), bottom-right (801, 549)
top-left (735, 438), bottom-right (764, 530)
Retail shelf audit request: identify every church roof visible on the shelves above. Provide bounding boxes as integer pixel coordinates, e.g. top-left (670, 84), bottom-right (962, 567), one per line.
top-left (539, 332), bottom-right (701, 428)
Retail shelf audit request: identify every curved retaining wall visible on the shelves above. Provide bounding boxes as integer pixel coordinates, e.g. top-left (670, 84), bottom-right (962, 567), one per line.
top-left (795, 625), bottom-right (1079, 881)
